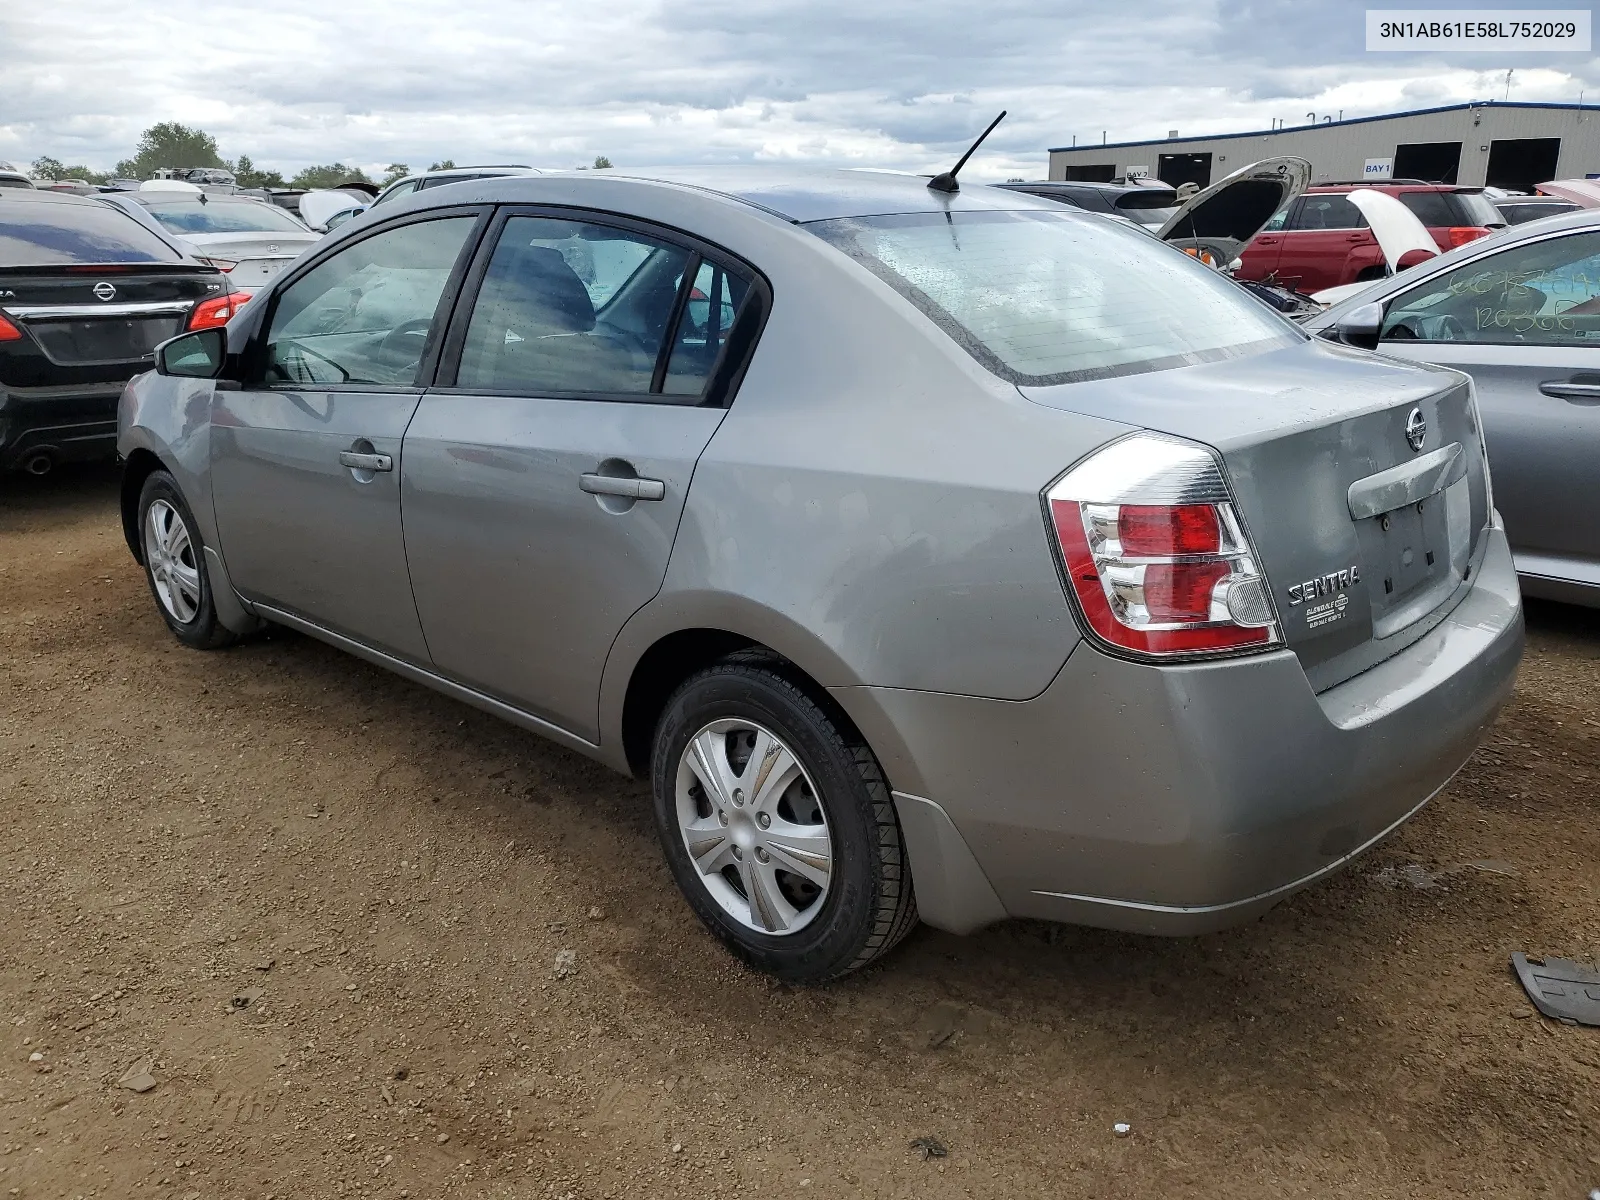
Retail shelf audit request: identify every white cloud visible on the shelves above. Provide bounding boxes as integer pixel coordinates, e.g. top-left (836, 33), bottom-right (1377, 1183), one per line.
top-left (1, 0), bottom-right (1595, 180)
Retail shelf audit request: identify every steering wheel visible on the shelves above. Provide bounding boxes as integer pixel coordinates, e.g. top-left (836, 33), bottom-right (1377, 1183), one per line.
top-left (1435, 314), bottom-right (1467, 341)
top-left (377, 318), bottom-right (434, 366)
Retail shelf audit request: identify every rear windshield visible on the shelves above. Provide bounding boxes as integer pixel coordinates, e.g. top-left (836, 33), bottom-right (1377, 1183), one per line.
top-left (808, 209), bottom-right (1298, 385)
top-left (141, 200), bottom-right (308, 235)
top-left (1500, 201), bottom-right (1577, 225)
top-left (1454, 191), bottom-right (1507, 228)
top-left (0, 199), bottom-right (183, 265)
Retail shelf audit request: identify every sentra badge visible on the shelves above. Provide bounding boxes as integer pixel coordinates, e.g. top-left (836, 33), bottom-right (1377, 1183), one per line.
top-left (1287, 566), bottom-right (1360, 606)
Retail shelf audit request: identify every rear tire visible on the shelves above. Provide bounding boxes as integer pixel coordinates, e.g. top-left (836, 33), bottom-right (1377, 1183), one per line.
top-left (137, 470), bottom-right (237, 650)
top-left (650, 659), bottom-right (917, 982)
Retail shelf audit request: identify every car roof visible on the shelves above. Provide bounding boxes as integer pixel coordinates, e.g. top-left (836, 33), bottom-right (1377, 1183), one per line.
top-left (0, 187), bottom-right (111, 209)
top-left (445, 166), bottom-right (1065, 224)
top-left (996, 180), bottom-right (1176, 197)
top-left (116, 192), bottom-right (263, 206)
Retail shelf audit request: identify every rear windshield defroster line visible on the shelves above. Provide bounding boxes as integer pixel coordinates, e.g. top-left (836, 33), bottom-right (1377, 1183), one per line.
top-left (806, 209), bottom-right (1301, 387)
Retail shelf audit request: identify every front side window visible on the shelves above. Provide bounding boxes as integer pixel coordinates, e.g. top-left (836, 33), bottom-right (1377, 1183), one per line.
top-left (372, 180), bottom-right (419, 206)
top-left (455, 216), bottom-right (693, 396)
top-left (1287, 196), bottom-right (1366, 231)
top-left (809, 209), bottom-right (1298, 385)
top-left (262, 216), bottom-right (475, 387)
top-left (1381, 230), bottom-right (1600, 345)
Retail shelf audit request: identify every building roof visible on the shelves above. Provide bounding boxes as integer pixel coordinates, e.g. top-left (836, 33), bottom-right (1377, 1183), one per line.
top-left (1049, 100), bottom-right (1600, 154)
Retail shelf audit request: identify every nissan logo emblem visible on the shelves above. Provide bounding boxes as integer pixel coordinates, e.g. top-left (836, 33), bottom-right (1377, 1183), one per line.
top-left (1404, 407), bottom-right (1426, 453)
top-left (92, 281), bottom-right (116, 301)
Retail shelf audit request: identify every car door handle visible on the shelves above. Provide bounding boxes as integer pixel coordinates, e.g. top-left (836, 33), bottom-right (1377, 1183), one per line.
top-left (1256, 236), bottom-right (1279, 245)
top-left (580, 473), bottom-right (665, 501)
top-left (1347, 232), bottom-right (1366, 241)
top-left (1538, 380), bottom-right (1600, 403)
top-left (338, 451), bottom-right (393, 471)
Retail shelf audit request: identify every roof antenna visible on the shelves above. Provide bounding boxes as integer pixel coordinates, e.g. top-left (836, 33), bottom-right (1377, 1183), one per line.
top-left (927, 110), bottom-right (1007, 194)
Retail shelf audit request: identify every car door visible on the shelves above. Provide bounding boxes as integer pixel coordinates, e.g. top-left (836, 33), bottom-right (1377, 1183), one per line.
top-left (401, 209), bottom-right (764, 741)
top-left (1375, 226), bottom-right (1600, 584)
top-left (209, 210), bottom-right (483, 660)
top-left (1275, 194), bottom-right (1378, 292)
top-left (1233, 201), bottom-right (1291, 282)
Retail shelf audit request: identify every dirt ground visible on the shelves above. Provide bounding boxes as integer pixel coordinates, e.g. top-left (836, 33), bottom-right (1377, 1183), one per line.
top-left (0, 463), bottom-right (1597, 1200)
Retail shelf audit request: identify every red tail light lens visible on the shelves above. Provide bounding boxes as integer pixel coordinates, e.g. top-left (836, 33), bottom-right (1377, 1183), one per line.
top-left (1045, 434), bottom-right (1280, 659)
top-left (187, 292), bottom-right (247, 330)
top-left (0, 313), bottom-right (22, 342)
top-left (1446, 226), bottom-right (1490, 247)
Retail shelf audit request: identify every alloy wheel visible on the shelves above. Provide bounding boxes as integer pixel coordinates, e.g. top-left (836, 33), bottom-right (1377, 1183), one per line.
top-left (143, 499), bottom-right (201, 625)
top-left (674, 719), bottom-right (833, 935)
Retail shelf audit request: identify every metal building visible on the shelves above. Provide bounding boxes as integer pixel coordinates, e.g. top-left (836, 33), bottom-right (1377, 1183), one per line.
top-left (1047, 101), bottom-right (1600, 192)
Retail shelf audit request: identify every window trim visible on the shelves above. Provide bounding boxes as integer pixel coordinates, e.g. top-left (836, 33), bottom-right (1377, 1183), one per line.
top-left (1376, 225), bottom-right (1600, 346)
top-left (240, 204), bottom-right (492, 393)
top-left (430, 203), bottom-right (771, 408)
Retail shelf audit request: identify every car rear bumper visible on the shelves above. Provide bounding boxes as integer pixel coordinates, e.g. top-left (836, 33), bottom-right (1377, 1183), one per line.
top-left (846, 523), bottom-right (1523, 935)
top-left (0, 383), bottom-right (123, 469)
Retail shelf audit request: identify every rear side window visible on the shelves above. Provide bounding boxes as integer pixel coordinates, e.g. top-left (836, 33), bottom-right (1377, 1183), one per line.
top-left (372, 180), bottom-right (419, 206)
top-left (1287, 196), bottom-right (1366, 231)
top-left (809, 208), bottom-right (1298, 386)
top-left (663, 259), bottom-right (752, 395)
top-left (0, 199), bottom-right (183, 265)
top-left (455, 216), bottom-right (691, 396)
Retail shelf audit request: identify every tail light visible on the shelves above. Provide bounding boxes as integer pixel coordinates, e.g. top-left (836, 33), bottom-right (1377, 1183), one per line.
top-left (1446, 226), bottom-right (1490, 247)
top-left (196, 256), bottom-right (239, 272)
top-left (1044, 434), bottom-right (1279, 659)
top-left (187, 291), bottom-right (247, 330)
top-left (0, 313), bottom-right (22, 342)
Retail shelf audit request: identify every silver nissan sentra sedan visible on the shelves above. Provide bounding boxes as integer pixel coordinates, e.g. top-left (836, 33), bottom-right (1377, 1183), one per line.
top-left (117, 167), bottom-right (1524, 981)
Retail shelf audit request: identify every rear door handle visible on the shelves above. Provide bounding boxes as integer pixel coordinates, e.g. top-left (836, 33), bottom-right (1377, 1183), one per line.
top-left (1538, 380), bottom-right (1600, 403)
top-left (339, 451), bottom-right (393, 472)
top-left (580, 473), bottom-right (665, 501)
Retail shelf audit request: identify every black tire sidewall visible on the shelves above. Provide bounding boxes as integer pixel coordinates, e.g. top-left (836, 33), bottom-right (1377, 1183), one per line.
top-left (650, 665), bottom-right (891, 981)
top-left (137, 471), bottom-right (222, 648)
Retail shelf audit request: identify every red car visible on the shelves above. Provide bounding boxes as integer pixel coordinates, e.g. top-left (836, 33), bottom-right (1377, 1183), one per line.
top-left (1235, 182), bottom-right (1504, 293)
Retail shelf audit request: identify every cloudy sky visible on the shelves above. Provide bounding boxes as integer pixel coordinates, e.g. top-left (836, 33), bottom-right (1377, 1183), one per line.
top-left (3, 0), bottom-right (1597, 180)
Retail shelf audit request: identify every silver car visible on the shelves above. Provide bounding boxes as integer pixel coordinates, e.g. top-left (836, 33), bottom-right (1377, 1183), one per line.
top-left (117, 168), bottom-right (1523, 981)
top-left (100, 192), bottom-right (320, 293)
top-left (1309, 206), bottom-right (1600, 606)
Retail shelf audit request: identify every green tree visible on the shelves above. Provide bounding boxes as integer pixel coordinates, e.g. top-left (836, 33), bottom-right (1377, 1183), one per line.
top-left (232, 154), bottom-right (286, 190)
top-left (30, 157), bottom-right (108, 184)
top-left (428, 159), bottom-right (456, 172)
top-left (592, 156), bottom-right (613, 169)
top-left (382, 163), bottom-right (410, 185)
top-left (113, 122), bottom-right (225, 180)
top-left (289, 163), bottom-right (373, 190)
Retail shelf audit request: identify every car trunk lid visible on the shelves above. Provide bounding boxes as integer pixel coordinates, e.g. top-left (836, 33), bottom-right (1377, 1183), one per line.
top-left (0, 265), bottom-right (224, 369)
top-left (1022, 338), bottom-right (1491, 690)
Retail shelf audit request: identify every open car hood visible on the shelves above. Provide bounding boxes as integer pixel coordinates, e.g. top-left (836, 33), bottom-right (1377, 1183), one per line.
top-left (298, 189), bottom-right (366, 232)
top-left (1345, 189), bottom-right (1436, 270)
top-left (1157, 155), bottom-right (1312, 263)
top-left (1534, 178), bottom-right (1600, 208)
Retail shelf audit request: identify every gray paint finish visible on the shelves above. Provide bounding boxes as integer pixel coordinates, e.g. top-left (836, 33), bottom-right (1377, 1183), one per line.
top-left (119, 167), bottom-right (1526, 943)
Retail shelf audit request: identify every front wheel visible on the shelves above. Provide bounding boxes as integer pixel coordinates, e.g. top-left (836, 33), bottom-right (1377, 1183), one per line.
top-left (138, 470), bottom-right (237, 650)
top-left (650, 659), bottom-right (917, 982)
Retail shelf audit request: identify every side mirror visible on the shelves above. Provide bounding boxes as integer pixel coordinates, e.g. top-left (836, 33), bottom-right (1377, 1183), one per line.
top-left (1396, 248), bottom-right (1436, 271)
top-left (1335, 300), bottom-right (1385, 350)
top-left (156, 327), bottom-right (226, 378)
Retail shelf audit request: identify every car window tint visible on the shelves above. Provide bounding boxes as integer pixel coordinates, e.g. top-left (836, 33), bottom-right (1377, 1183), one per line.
top-left (1501, 202), bottom-right (1576, 225)
top-left (1454, 192), bottom-right (1505, 228)
top-left (0, 199), bottom-right (183, 265)
top-left (810, 209), bottom-right (1298, 386)
top-left (663, 259), bottom-right (752, 396)
top-left (373, 180), bottom-right (419, 206)
top-left (1380, 229), bottom-right (1600, 345)
top-left (1287, 196), bottom-right (1366, 231)
top-left (456, 215), bottom-right (690, 395)
top-left (263, 216), bottom-right (475, 387)
top-left (1398, 191), bottom-right (1455, 227)
top-left (142, 201), bottom-right (307, 235)
top-left (1260, 207), bottom-right (1289, 232)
